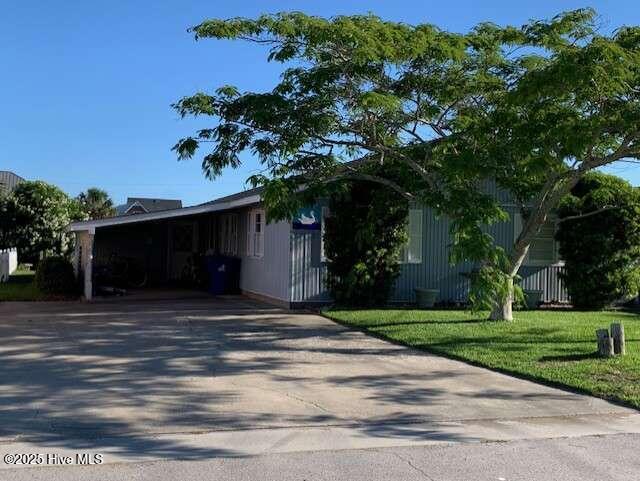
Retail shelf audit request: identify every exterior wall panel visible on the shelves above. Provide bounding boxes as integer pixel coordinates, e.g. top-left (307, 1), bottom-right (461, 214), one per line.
top-left (290, 183), bottom-right (569, 304)
top-left (239, 212), bottom-right (291, 302)
top-left (290, 230), bottom-right (331, 303)
top-left (521, 265), bottom-right (568, 303)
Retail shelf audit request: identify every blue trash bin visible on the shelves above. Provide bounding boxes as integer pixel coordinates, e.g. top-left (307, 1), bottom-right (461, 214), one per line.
top-left (206, 256), bottom-right (228, 295)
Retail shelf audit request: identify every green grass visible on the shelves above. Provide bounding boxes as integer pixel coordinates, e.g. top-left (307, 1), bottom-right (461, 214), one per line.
top-left (0, 270), bottom-right (43, 301)
top-left (324, 309), bottom-right (640, 409)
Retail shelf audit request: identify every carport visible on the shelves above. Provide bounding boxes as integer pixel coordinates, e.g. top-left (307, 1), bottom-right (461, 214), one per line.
top-left (69, 191), bottom-right (262, 301)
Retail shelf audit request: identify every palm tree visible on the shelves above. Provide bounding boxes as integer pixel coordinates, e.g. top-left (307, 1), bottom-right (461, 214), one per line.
top-left (77, 188), bottom-right (116, 220)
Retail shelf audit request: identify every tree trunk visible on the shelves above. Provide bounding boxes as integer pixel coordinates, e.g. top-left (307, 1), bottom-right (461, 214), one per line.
top-left (486, 172), bottom-right (585, 321)
top-left (489, 235), bottom-right (530, 321)
top-left (490, 276), bottom-right (514, 321)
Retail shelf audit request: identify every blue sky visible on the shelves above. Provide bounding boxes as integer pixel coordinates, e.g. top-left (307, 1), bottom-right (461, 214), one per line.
top-left (1, 1), bottom-right (638, 206)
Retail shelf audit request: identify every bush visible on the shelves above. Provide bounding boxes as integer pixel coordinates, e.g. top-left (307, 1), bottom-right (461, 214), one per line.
top-left (556, 172), bottom-right (640, 309)
top-left (324, 180), bottom-right (408, 306)
top-left (35, 257), bottom-right (78, 296)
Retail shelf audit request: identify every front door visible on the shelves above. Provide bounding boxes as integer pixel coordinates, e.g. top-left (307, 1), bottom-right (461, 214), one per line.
top-left (168, 221), bottom-right (197, 281)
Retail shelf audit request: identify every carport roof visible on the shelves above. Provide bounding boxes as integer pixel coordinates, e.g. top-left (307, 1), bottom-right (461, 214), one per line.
top-left (69, 189), bottom-right (262, 232)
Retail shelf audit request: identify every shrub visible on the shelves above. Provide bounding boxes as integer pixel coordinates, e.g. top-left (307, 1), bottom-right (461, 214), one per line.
top-left (324, 180), bottom-right (408, 306)
top-left (35, 256), bottom-right (78, 297)
top-left (556, 172), bottom-right (640, 309)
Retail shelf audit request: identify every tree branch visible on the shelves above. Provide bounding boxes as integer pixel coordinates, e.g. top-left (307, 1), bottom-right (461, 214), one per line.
top-left (324, 172), bottom-right (416, 202)
top-left (400, 126), bottom-right (425, 143)
top-left (557, 206), bottom-right (619, 223)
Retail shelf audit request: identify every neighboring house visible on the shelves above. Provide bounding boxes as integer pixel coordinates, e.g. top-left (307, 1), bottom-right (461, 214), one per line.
top-left (69, 183), bottom-right (567, 305)
top-left (115, 197), bottom-right (182, 216)
top-left (0, 171), bottom-right (24, 195)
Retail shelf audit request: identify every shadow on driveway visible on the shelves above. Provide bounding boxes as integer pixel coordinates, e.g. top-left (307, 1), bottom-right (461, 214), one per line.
top-left (0, 298), bottom-right (624, 460)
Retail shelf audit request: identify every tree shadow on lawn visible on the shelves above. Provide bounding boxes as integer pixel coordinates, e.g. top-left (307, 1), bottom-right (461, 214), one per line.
top-left (410, 329), bottom-right (567, 351)
top-left (537, 352), bottom-right (600, 363)
top-left (371, 318), bottom-right (490, 327)
top-left (360, 320), bottom-right (570, 340)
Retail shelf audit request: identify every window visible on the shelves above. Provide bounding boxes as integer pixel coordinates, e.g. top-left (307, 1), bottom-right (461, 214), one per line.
top-left (247, 209), bottom-right (265, 258)
top-left (401, 208), bottom-right (423, 264)
top-left (513, 213), bottom-right (560, 265)
top-left (218, 214), bottom-right (238, 255)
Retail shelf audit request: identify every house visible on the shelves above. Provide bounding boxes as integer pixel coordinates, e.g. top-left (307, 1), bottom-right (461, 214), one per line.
top-left (115, 197), bottom-right (182, 216)
top-left (0, 171), bottom-right (24, 195)
top-left (69, 184), bottom-right (567, 306)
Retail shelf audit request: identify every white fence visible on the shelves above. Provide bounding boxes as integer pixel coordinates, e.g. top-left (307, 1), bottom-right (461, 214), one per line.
top-left (0, 248), bottom-right (18, 282)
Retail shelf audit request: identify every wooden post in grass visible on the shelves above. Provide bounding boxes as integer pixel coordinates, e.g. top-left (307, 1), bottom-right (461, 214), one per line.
top-left (610, 323), bottom-right (626, 356)
top-left (596, 329), bottom-right (614, 357)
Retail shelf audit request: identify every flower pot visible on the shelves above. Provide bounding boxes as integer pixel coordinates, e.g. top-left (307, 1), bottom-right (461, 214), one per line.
top-left (415, 288), bottom-right (439, 309)
top-left (523, 289), bottom-right (544, 309)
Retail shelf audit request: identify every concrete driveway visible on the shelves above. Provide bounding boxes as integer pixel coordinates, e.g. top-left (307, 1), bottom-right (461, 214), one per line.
top-left (0, 298), bottom-right (637, 464)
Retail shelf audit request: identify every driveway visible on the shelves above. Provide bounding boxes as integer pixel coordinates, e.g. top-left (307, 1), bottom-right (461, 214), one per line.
top-left (0, 298), bottom-right (636, 464)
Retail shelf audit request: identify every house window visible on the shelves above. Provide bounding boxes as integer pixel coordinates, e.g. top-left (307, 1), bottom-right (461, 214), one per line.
top-left (513, 213), bottom-right (560, 265)
top-left (219, 214), bottom-right (238, 255)
top-left (401, 208), bottom-right (423, 264)
top-left (246, 209), bottom-right (264, 258)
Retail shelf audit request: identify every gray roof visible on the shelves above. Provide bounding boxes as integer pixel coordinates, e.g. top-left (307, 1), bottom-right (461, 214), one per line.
top-left (70, 190), bottom-right (262, 231)
top-left (116, 197), bottom-right (183, 216)
top-left (200, 186), bottom-right (263, 206)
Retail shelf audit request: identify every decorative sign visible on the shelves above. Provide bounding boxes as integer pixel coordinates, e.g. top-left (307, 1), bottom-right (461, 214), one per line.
top-left (293, 206), bottom-right (321, 230)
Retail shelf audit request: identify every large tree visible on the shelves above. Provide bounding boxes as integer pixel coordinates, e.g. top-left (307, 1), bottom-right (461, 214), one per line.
top-left (77, 187), bottom-right (116, 220)
top-left (0, 181), bottom-right (85, 263)
top-left (465, 17), bottom-right (640, 319)
top-left (174, 9), bottom-right (640, 319)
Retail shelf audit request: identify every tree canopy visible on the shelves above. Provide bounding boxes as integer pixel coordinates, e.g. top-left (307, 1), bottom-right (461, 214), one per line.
top-left (0, 181), bottom-right (85, 263)
top-left (174, 9), bottom-right (640, 318)
top-left (77, 187), bottom-right (116, 220)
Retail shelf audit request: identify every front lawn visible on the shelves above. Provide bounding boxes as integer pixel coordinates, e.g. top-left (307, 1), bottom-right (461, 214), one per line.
top-left (0, 270), bottom-right (43, 301)
top-left (324, 309), bottom-right (640, 410)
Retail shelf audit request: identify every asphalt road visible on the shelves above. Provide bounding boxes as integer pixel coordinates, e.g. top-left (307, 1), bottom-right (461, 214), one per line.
top-left (5, 433), bottom-right (639, 481)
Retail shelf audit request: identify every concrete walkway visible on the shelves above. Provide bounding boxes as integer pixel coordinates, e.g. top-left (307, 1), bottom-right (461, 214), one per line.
top-left (0, 298), bottom-right (637, 468)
